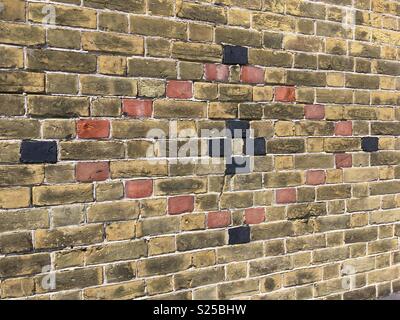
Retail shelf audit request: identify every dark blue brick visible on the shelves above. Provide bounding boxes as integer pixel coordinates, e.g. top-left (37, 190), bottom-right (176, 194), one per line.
top-left (244, 138), bottom-right (266, 156)
top-left (223, 45), bottom-right (248, 65)
top-left (20, 140), bottom-right (58, 164)
top-left (362, 137), bottom-right (379, 152)
top-left (225, 156), bottom-right (251, 175)
top-left (226, 120), bottom-right (250, 138)
top-left (208, 139), bottom-right (231, 158)
top-left (229, 226), bottom-right (250, 245)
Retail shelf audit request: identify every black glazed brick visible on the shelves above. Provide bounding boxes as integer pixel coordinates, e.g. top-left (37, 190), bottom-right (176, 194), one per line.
top-left (226, 120), bottom-right (250, 138)
top-left (223, 45), bottom-right (248, 65)
top-left (20, 140), bottom-right (58, 164)
top-left (225, 156), bottom-right (251, 175)
top-left (244, 138), bottom-right (266, 156)
top-left (362, 137), bottom-right (379, 152)
top-left (229, 226), bottom-right (250, 245)
top-left (208, 139), bottom-right (231, 158)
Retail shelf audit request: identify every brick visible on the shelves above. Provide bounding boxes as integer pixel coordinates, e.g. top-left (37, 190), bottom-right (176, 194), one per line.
top-left (0, 232), bottom-right (32, 254)
top-left (208, 211), bottom-right (231, 228)
top-left (244, 208), bottom-right (265, 224)
top-left (306, 170), bottom-right (326, 185)
top-left (0, 165), bottom-right (44, 186)
top-left (28, 96), bottom-right (89, 118)
top-left (47, 28), bottom-right (80, 50)
top-left (223, 45), bottom-right (248, 65)
top-left (205, 64), bottom-right (229, 82)
top-left (35, 267), bottom-right (103, 293)
top-left (85, 240), bottom-right (147, 265)
top-left (46, 74), bottom-right (78, 95)
top-left (98, 55), bottom-right (127, 76)
top-left (217, 243), bottom-right (263, 264)
top-left (335, 154), bottom-right (352, 168)
top-left (99, 12), bottom-right (129, 33)
top-left (131, 15), bottom-right (186, 40)
top-left (126, 180), bottom-right (153, 199)
top-left (82, 32), bottom-right (143, 55)
top-left (335, 121), bottom-right (352, 136)
top-left (122, 99), bottom-right (152, 118)
top-left (362, 137), bottom-right (379, 152)
top-left (0, 22), bottom-right (45, 46)
top-left (76, 162), bottom-right (109, 182)
top-left (111, 160), bottom-right (168, 178)
top-left (91, 98), bottom-right (121, 117)
top-left (264, 104), bottom-right (304, 120)
top-left (177, 2), bottom-right (226, 24)
top-left (276, 188), bottom-right (296, 204)
top-left (177, 230), bottom-right (225, 251)
top-left (61, 141), bottom-right (125, 160)
top-left (0, 187), bottom-right (30, 209)
top-left (128, 57), bottom-right (176, 78)
top-left (77, 120), bottom-right (110, 139)
top-left (166, 81), bottom-right (193, 99)
top-left (250, 49), bottom-right (293, 68)
top-left (137, 216), bottom-right (179, 237)
top-left (0, 71), bottom-right (44, 93)
top-left (80, 76), bottom-right (137, 96)
top-left (173, 42), bottom-right (222, 63)
top-left (0, 46), bottom-right (23, 68)
top-left (304, 104), bottom-right (325, 120)
top-left (240, 66), bottom-right (265, 84)
top-left (0, 253), bottom-right (50, 278)
top-left (228, 226), bottom-right (250, 245)
top-left (29, 3), bottom-right (96, 28)
top-left (275, 87), bottom-right (296, 102)
top-left (168, 195), bottom-right (194, 214)
top-left (33, 184), bottom-right (93, 206)
top-left (84, 280), bottom-right (145, 300)
top-left (0, 278), bottom-right (35, 299)
top-left (27, 49), bottom-right (96, 73)
top-left (35, 225), bottom-right (103, 250)
top-left (0, 208), bottom-right (48, 233)
top-left (154, 100), bottom-right (207, 118)
top-left (267, 139), bottom-right (305, 154)
top-left (138, 254), bottom-right (191, 277)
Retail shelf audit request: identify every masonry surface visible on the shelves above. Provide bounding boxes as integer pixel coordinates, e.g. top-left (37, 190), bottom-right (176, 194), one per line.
top-left (0, 0), bottom-right (400, 300)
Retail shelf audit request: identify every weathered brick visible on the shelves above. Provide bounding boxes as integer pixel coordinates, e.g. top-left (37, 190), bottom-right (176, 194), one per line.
top-left (35, 224), bottom-right (103, 249)
top-left (85, 240), bottom-right (147, 265)
top-left (177, 230), bottom-right (226, 251)
top-left (87, 201), bottom-right (139, 223)
top-left (29, 3), bottom-right (96, 29)
top-left (82, 32), bottom-right (143, 55)
top-left (0, 253), bottom-right (50, 277)
top-left (33, 184), bottom-right (93, 206)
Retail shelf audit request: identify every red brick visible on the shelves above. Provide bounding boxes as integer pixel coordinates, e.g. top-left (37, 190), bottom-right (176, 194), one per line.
top-left (77, 120), bottom-right (110, 139)
top-left (204, 64), bottom-right (229, 81)
top-left (306, 170), bottom-right (326, 185)
top-left (166, 80), bottom-right (193, 99)
top-left (240, 66), bottom-right (265, 84)
top-left (122, 99), bottom-right (152, 118)
top-left (335, 121), bottom-right (352, 136)
top-left (244, 208), bottom-right (265, 225)
top-left (275, 86), bottom-right (296, 102)
top-left (335, 153), bottom-right (352, 168)
top-left (305, 104), bottom-right (325, 120)
top-left (76, 162), bottom-right (109, 182)
top-left (276, 188), bottom-right (296, 204)
top-left (126, 179), bottom-right (153, 199)
top-left (168, 195), bottom-right (194, 215)
top-left (207, 210), bottom-right (231, 228)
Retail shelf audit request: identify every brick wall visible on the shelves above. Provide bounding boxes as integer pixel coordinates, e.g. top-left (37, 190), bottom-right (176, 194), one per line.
top-left (0, 0), bottom-right (400, 300)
